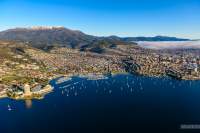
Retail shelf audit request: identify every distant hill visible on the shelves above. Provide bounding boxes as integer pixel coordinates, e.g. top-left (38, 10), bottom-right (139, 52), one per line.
top-left (122, 36), bottom-right (190, 42)
top-left (0, 27), bottom-right (136, 51)
top-left (0, 27), bottom-right (190, 51)
top-left (0, 27), bottom-right (96, 49)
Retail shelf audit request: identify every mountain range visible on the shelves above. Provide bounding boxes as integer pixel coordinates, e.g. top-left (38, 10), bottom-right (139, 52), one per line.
top-left (0, 26), bottom-right (190, 51)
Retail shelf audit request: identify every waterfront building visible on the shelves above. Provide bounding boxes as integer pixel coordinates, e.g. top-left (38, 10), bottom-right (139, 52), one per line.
top-left (31, 85), bottom-right (43, 92)
top-left (24, 84), bottom-right (32, 96)
top-left (185, 62), bottom-right (198, 74)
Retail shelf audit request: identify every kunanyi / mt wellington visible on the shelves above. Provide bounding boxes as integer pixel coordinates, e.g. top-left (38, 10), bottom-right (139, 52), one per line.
top-left (1, 0), bottom-right (200, 132)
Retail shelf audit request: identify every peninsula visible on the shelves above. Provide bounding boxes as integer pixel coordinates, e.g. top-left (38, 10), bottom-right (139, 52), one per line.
top-left (0, 27), bottom-right (199, 100)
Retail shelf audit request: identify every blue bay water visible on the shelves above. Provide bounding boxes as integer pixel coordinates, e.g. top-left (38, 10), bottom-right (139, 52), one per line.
top-left (0, 74), bottom-right (200, 132)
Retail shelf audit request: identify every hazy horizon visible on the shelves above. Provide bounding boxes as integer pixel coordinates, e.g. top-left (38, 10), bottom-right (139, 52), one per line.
top-left (0, 0), bottom-right (200, 39)
top-left (0, 26), bottom-right (198, 40)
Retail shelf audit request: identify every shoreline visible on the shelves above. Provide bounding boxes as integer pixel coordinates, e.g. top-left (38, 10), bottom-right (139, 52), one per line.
top-left (0, 71), bottom-right (200, 101)
top-left (0, 84), bottom-right (53, 100)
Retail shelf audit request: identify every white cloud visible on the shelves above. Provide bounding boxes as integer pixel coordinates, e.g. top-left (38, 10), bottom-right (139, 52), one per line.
top-left (138, 41), bottom-right (200, 49)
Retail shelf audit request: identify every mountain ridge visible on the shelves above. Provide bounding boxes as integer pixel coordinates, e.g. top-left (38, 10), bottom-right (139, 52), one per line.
top-left (0, 27), bottom-right (190, 51)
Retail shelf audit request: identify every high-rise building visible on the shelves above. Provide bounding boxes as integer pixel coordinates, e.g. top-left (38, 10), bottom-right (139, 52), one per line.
top-left (24, 84), bottom-right (32, 96)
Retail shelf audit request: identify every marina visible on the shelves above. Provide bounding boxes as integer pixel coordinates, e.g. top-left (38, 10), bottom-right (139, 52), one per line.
top-left (1, 74), bottom-right (200, 132)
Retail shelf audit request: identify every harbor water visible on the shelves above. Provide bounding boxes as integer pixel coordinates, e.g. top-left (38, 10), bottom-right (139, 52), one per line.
top-left (0, 74), bottom-right (200, 132)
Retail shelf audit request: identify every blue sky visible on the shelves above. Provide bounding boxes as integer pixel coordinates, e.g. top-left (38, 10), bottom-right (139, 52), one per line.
top-left (0, 0), bottom-right (200, 39)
